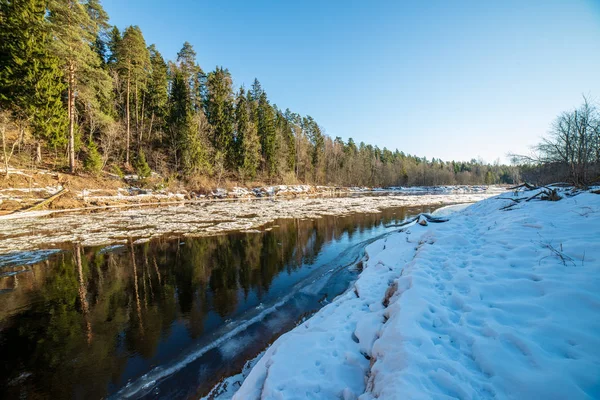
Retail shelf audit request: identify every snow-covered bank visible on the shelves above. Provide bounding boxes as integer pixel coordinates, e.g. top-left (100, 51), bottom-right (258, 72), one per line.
top-left (0, 191), bottom-right (500, 254)
top-left (230, 188), bottom-right (600, 399)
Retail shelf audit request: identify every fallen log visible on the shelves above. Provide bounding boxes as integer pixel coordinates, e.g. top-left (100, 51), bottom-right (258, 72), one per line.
top-left (20, 188), bottom-right (69, 212)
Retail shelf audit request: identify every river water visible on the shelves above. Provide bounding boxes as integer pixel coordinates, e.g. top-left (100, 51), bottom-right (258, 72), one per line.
top-left (0, 204), bottom-right (444, 399)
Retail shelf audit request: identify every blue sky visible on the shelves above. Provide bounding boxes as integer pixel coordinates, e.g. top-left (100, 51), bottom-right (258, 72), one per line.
top-left (103, 0), bottom-right (600, 163)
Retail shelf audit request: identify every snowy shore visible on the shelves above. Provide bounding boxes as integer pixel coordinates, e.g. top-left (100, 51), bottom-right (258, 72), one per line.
top-left (223, 188), bottom-right (600, 399)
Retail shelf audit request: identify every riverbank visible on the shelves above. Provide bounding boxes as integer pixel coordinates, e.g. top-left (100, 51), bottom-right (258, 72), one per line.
top-left (0, 188), bottom-right (503, 258)
top-left (226, 187), bottom-right (600, 399)
top-left (0, 165), bottom-right (496, 215)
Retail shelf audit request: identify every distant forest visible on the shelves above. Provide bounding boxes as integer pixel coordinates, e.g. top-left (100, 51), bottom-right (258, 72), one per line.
top-left (0, 0), bottom-right (522, 187)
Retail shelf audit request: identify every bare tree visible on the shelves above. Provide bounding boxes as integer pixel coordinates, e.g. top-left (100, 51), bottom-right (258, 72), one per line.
top-left (537, 97), bottom-right (599, 184)
top-left (514, 97), bottom-right (600, 185)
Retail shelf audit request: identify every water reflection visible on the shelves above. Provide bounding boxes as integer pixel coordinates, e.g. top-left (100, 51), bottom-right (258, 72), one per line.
top-left (0, 205), bottom-right (435, 399)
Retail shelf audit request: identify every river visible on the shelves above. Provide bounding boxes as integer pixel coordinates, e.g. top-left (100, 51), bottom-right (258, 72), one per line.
top-left (1, 203), bottom-right (453, 399)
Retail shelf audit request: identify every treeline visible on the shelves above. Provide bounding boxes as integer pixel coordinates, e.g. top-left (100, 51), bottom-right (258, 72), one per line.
top-left (516, 98), bottom-right (600, 186)
top-left (0, 0), bottom-right (516, 187)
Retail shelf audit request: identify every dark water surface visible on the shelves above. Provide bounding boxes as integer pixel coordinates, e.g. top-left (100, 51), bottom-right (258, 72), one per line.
top-left (0, 205), bottom-right (440, 399)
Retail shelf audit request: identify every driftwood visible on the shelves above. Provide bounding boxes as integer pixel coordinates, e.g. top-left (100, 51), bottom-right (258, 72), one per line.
top-left (385, 213), bottom-right (449, 229)
top-left (509, 182), bottom-right (538, 191)
top-left (21, 188), bottom-right (69, 212)
top-left (499, 184), bottom-right (566, 210)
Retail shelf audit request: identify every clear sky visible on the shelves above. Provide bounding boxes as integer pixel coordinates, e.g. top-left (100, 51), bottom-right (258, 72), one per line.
top-left (102, 0), bottom-right (600, 163)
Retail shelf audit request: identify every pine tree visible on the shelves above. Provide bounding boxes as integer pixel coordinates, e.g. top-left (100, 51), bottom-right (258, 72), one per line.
top-left (48, 0), bottom-right (111, 172)
top-left (205, 67), bottom-right (235, 166)
top-left (115, 25), bottom-right (150, 165)
top-left (0, 0), bottom-right (67, 160)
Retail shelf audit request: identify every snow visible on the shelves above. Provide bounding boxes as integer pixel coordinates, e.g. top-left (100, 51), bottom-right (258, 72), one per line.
top-left (230, 188), bottom-right (600, 399)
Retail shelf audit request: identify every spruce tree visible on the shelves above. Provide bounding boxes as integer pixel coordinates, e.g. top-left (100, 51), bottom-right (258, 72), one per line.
top-left (83, 139), bottom-right (102, 174)
top-left (133, 150), bottom-right (151, 179)
top-left (168, 67), bottom-right (192, 169)
top-left (205, 67), bottom-right (235, 166)
top-left (176, 42), bottom-right (204, 111)
top-left (250, 78), bottom-right (263, 101)
top-left (257, 92), bottom-right (277, 178)
top-left (106, 26), bottom-right (121, 66)
top-left (145, 44), bottom-right (168, 141)
top-left (168, 66), bottom-right (209, 174)
top-left (304, 116), bottom-right (325, 182)
top-left (281, 109), bottom-right (296, 172)
top-left (0, 0), bottom-right (67, 160)
top-left (235, 87), bottom-right (260, 180)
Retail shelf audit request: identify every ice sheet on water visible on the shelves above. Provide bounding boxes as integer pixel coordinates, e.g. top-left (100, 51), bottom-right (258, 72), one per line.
top-left (0, 249), bottom-right (61, 268)
top-left (0, 191), bottom-right (499, 254)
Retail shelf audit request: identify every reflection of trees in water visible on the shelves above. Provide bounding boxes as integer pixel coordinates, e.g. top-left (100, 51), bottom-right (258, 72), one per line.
top-left (0, 206), bottom-right (417, 399)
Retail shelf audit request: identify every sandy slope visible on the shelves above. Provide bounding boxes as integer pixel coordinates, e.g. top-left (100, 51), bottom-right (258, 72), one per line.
top-left (230, 188), bottom-right (600, 400)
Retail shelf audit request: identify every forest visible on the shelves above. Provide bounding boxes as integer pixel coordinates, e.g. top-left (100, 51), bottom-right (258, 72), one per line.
top-left (0, 0), bottom-right (522, 188)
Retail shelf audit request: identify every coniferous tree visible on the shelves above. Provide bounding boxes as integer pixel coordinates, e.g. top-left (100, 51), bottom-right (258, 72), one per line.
top-left (303, 116), bottom-right (325, 183)
top-left (176, 42), bottom-right (204, 111)
top-left (83, 138), bottom-right (102, 174)
top-left (257, 92), bottom-right (277, 178)
top-left (205, 67), bottom-right (235, 166)
top-left (106, 26), bottom-right (121, 66)
top-left (145, 44), bottom-right (168, 143)
top-left (283, 109), bottom-right (296, 173)
top-left (133, 149), bottom-right (151, 178)
top-left (0, 0), bottom-right (67, 160)
top-left (48, 0), bottom-right (110, 172)
top-left (235, 87), bottom-right (260, 180)
top-left (168, 65), bottom-right (210, 174)
top-left (167, 67), bottom-right (192, 170)
top-left (250, 78), bottom-right (263, 102)
top-left (115, 25), bottom-right (150, 165)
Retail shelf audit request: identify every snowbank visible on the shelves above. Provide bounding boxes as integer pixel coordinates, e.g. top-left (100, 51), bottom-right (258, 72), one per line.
top-left (231, 188), bottom-right (600, 399)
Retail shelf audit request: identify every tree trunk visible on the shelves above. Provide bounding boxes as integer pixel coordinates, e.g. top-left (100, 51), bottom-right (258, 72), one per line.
top-left (2, 123), bottom-right (9, 178)
top-left (75, 243), bottom-right (93, 344)
top-left (126, 70), bottom-right (131, 166)
top-left (135, 80), bottom-right (139, 147)
top-left (139, 91), bottom-right (146, 146)
top-left (148, 112), bottom-right (154, 144)
top-left (68, 64), bottom-right (76, 173)
top-left (36, 142), bottom-right (42, 164)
